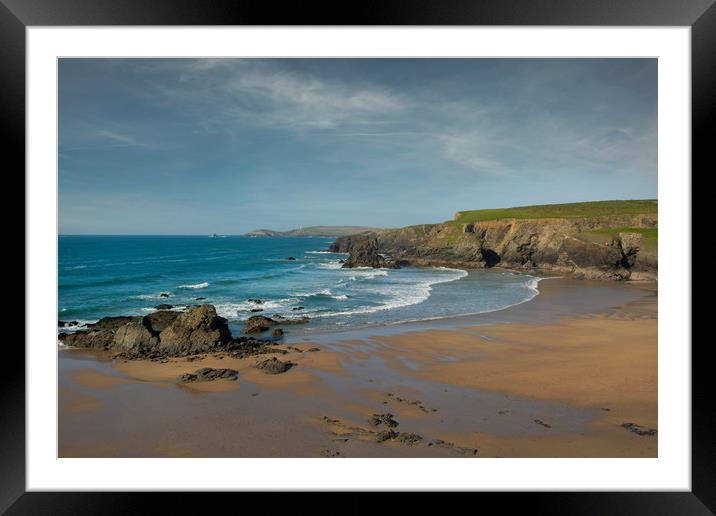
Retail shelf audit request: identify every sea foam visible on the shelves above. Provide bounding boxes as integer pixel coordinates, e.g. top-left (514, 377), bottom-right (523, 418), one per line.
top-left (178, 282), bottom-right (210, 289)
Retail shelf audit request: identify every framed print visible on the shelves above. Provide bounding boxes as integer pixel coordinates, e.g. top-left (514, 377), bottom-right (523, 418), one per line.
top-left (4, 0), bottom-right (711, 513)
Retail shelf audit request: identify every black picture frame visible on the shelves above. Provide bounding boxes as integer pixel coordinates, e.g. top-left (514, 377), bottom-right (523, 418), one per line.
top-left (4, 0), bottom-right (709, 513)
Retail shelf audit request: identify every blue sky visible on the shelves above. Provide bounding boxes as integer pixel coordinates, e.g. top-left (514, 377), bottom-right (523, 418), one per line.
top-left (59, 58), bottom-right (657, 235)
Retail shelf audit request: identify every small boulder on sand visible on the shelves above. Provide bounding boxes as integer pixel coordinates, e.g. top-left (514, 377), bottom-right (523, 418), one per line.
top-left (177, 367), bottom-right (238, 383)
top-left (255, 357), bottom-right (294, 374)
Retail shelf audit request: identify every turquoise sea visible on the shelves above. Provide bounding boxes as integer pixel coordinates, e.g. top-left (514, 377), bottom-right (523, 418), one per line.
top-left (58, 235), bottom-right (541, 335)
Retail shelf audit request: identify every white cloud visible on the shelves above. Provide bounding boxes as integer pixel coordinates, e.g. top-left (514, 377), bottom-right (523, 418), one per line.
top-left (154, 59), bottom-right (403, 132)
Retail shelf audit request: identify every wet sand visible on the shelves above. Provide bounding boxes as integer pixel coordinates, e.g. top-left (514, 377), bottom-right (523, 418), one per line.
top-left (59, 277), bottom-right (657, 457)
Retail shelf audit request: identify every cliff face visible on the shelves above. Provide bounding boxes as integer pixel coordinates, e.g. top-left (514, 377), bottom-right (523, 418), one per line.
top-left (330, 214), bottom-right (658, 281)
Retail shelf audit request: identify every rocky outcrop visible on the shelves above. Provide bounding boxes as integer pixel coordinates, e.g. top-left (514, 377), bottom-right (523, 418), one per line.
top-left (113, 318), bottom-right (159, 355)
top-left (335, 233), bottom-right (401, 269)
top-left (331, 214), bottom-right (657, 281)
top-left (86, 315), bottom-right (142, 330)
top-left (157, 305), bottom-right (232, 356)
top-left (58, 329), bottom-right (115, 350)
top-left (145, 310), bottom-right (181, 332)
top-left (59, 305), bottom-right (232, 358)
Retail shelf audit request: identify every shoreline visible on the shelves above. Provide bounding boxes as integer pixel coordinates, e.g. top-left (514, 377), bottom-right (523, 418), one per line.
top-left (59, 277), bottom-right (657, 458)
top-left (59, 263), bottom-right (653, 342)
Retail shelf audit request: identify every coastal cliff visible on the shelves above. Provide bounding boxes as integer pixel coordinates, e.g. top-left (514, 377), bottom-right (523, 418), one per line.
top-left (330, 201), bottom-right (658, 281)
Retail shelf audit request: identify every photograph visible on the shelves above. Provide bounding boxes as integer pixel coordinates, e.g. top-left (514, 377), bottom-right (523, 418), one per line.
top-left (56, 57), bottom-right (659, 459)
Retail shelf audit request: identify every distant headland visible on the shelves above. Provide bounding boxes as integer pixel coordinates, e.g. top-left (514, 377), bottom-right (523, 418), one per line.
top-left (244, 226), bottom-right (382, 237)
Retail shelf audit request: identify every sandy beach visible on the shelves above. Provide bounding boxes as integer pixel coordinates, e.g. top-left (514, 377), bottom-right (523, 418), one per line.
top-left (59, 277), bottom-right (657, 458)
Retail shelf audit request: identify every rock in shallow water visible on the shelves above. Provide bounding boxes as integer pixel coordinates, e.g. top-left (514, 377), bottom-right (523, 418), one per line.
top-left (243, 315), bottom-right (309, 334)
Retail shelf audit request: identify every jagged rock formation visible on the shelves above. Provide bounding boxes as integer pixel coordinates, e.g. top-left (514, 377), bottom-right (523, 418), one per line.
top-left (338, 234), bottom-right (401, 269)
top-left (330, 213), bottom-right (657, 281)
top-left (156, 305), bottom-right (232, 355)
top-left (59, 305), bottom-right (233, 357)
top-left (57, 304), bottom-right (315, 357)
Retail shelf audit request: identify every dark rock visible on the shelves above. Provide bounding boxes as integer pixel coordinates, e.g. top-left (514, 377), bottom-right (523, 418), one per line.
top-left (243, 314), bottom-right (308, 334)
top-left (369, 413), bottom-right (399, 428)
top-left (272, 328), bottom-right (284, 337)
top-left (177, 368), bottom-right (238, 383)
top-left (243, 315), bottom-right (278, 334)
top-left (255, 357), bottom-right (294, 374)
top-left (113, 318), bottom-right (159, 355)
top-left (534, 419), bottom-right (552, 428)
top-left (154, 304), bottom-right (173, 310)
top-left (292, 306), bottom-right (304, 311)
top-left (145, 310), bottom-right (181, 332)
top-left (339, 234), bottom-right (400, 269)
top-left (306, 347), bottom-right (320, 352)
top-left (375, 430), bottom-right (398, 443)
top-left (250, 308), bottom-right (264, 312)
top-left (396, 433), bottom-right (423, 446)
top-left (228, 337), bottom-right (282, 358)
top-left (58, 320), bottom-right (79, 328)
top-left (86, 315), bottom-right (141, 331)
top-left (58, 329), bottom-right (114, 350)
top-left (286, 256), bottom-right (296, 260)
top-left (283, 316), bottom-right (310, 325)
top-left (195, 297), bottom-right (206, 301)
top-left (247, 298), bottom-right (264, 305)
top-left (621, 423), bottom-right (657, 436)
top-left (157, 305), bottom-right (232, 355)
top-left (177, 372), bottom-right (197, 382)
top-left (159, 292), bottom-right (170, 298)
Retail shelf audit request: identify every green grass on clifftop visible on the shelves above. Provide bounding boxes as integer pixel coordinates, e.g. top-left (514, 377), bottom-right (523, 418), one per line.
top-left (453, 200), bottom-right (657, 224)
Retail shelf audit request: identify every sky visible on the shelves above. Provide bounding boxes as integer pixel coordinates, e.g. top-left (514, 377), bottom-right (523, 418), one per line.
top-left (59, 58), bottom-right (657, 235)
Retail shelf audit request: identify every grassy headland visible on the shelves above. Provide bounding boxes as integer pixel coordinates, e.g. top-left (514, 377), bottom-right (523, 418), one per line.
top-left (453, 199), bottom-right (658, 225)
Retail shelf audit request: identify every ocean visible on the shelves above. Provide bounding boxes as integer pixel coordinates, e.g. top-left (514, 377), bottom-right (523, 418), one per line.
top-left (58, 235), bottom-right (541, 335)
